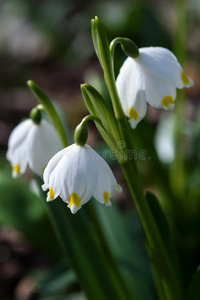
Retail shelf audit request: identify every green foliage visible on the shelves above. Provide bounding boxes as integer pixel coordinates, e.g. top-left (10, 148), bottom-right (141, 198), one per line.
top-left (186, 266), bottom-right (200, 300)
top-left (81, 84), bottom-right (121, 152)
top-left (0, 168), bottom-right (62, 259)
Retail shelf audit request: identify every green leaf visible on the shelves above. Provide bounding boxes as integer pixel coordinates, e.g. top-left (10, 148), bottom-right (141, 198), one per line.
top-left (146, 192), bottom-right (172, 254)
top-left (91, 200), bottom-right (155, 300)
top-left (146, 192), bottom-right (181, 269)
top-left (91, 16), bottom-right (112, 72)
top-left (186, 266), bottom-right (200, 300)
top-left (81, 83), bottom-right (121, 153)
top-left (146, 191), bottom-right (182, 298)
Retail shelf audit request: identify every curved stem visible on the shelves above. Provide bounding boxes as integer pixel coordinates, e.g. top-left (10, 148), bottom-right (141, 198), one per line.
top-left (92, 18), bottom-right (183, 299)
top-left (27, 80), bottom-right (68, 148)
top-left (110, 37), bottom-right (139, 60)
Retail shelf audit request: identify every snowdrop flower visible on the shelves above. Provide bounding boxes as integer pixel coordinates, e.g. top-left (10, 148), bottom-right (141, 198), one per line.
top-left (116, 46), bottom-right (194, 128)
top-left (42, 144), bottom-right (122, 214)
top-left (7, 118), bottom-right (62, 177)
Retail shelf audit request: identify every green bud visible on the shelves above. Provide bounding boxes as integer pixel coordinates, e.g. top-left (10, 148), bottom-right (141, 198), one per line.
top-left (30, 106), bottom-right (42, 125)
top-left (110, 37), bottom-right (139, 59)
top-left (91, 16), bottom-right (112, 70)
top-left (74, 122), bottom-right (88, 146)
top-left (81, 84), bottom-right (122, 154)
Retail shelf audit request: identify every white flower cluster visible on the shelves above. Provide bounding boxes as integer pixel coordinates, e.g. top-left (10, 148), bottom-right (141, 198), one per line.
top-left (7, 119), bottom-right (121, 214)
top-left (6, 46), bottom-right (194, 213)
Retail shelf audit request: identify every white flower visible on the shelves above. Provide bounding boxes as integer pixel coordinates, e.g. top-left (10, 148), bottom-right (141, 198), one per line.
top-left (6, 118), bottom-right (62, 177)
top-left (116, 47), bottom-right (194, 128)
top-left (42, 144), bottom-right (122, 214)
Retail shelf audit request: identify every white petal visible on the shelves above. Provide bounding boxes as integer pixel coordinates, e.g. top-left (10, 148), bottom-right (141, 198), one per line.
top-left (66, 145), bottom-right (98, 205)
top-left (67, 203), bottom-right (82, 214)
top-left (115, 184), bottom-right (122, 193)
top-left (6, 119), bottom-right (33, 176)
top-left (49, 145), bottom-right (98, 207)
top-left (6, 119), bottom-right (32, 155)
top-left (139, 47), bottom-right (193, 89)
top-left (92, 152), bottom-right (117, 206)
top-left (128, 91), bottom-right (147, 128)
top-left (116, 57), bottom-right (147, 128)
top-left (143, 69), bottom-right (176, 110)
top-left (42, 183), bottom-right (49, 191)
top-left (43, 144), bottom-right (74, 185)
top-left (29, 120), bottom-right (62, 176)
top-left (154, 114), bottom-right (176, 164)
top-left (6, 120), bottom-right (35, 176)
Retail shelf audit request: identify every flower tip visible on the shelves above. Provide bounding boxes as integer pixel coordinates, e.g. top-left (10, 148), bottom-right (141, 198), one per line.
top-left (129, 118), bottom-right (139, 129)
top-left (68, 203), bottom-right (80, 214)
top-left (42, 183), bottom-right (48, 191)
top-left (188, 77), bottom-right (194, 88)
top-left (116, 184), bottom-right (123, 193)
top-left (105, 201), bottom-right (112, 207)
top-left (12, 171), bottom-right (19, 178)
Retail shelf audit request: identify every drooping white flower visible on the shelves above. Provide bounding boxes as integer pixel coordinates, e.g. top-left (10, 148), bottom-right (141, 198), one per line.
top-left (6, 118), bottom-right (62, 177)
top-left (42, 144), bottom-right (122, 214)
top-left (116, 47), bottom-right (194, 128)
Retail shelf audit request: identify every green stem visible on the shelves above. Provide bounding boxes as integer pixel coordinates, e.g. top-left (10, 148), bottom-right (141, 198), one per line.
top-left (120, 158), bottom-right (182, 300)
top-left (110, 37), bottom-right (139, 60)
top-left (104, 64), bottom-right (125, 121)
top-left (169, 0), bottom-right (187, 201)
top-left (81, 115), bottom-right (103, 126)
top-left (27, 80), bottom-right (68, 148)
top-left (92, 19), bottom-right (182, 298)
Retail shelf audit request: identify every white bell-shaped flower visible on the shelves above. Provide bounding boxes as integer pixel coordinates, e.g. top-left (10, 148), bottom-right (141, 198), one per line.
top-left (116, 46), bottom-right (194, 128)
top-left (6, 119), bottom-right (62, 177)
top-left (42, 144), bottom-right (122, 214)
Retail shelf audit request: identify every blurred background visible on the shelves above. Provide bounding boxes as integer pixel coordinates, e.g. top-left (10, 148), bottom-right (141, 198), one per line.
top-left (0, 0), bottom-right (199, 299)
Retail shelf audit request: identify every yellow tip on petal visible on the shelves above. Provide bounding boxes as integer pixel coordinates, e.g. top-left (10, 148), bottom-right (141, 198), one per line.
top-left (128, 108), bottom-right (139, 121)
top-left (49, 187), bottom-right (55, 200)
top-left (103, 191), bottom-right (109, 204)
top-left (116, 184), bottom-right (122, 193)
top-left (13, 164), bottom-right (20, 174)
top-left (181, 71), bottom-right (190, 85)
top-left (69, 193), bottom-right (81, 208)
top-left (161, 96), bottom-right (174, 108)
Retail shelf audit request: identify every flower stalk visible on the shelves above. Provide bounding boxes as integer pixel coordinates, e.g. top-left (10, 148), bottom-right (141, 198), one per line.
top-left (91, 16), bottom-right (183, 300)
